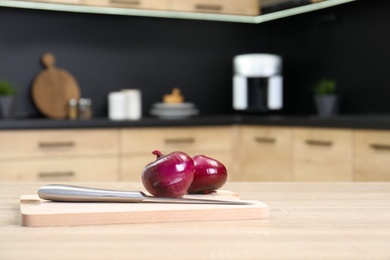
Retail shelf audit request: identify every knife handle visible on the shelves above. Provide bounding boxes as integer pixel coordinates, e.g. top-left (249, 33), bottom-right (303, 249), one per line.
top-left (38, 184), bottom-right (146, 203)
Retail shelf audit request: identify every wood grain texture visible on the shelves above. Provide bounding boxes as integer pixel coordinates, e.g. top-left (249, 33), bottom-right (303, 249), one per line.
top-left (119, 126), bottom-right (235, 180)
top-left (354, 129), bottom-right (390, 181)
top-left (1, 182), bottom-right (390, 259)
top-left (0, 157), bottom-right (118, 182)
top-left (0, 129), bottom-right (119, 159)
top-left (170, 0), bottom-right (260, 15)
top-left (292, 127), bottom-right (353, 181)
top-left (82, 0), bottom-right (170, 10)
top-left (32, 53), bottom-right (81, 119)
top-left (235, 126), bottom-right (293, 181)
top-left (20, 191), bottom-right (267, 227)
top-left (120, 126), bottom-right (233, 153)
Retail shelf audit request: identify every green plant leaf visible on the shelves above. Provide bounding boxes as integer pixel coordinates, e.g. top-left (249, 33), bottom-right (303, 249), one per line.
top-left (0, 79), bottom-right (17, 96)
top-left (314, 78), bottom-right (336, 95)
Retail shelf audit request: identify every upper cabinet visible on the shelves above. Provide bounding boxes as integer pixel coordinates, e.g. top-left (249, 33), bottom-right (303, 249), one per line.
top-left (1, 0), bottom-right (356, 23)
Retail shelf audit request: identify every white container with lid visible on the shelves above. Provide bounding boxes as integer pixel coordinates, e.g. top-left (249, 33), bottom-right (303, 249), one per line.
top-left (108, 92), bottom-right (127, 120)
top-left (122, 89), bottom-right (142, 120)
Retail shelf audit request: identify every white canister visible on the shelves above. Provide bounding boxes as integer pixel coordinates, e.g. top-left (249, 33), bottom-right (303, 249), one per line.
top-left (122, 89), bottom-right (142, 120)
top-left (108, 92), bottom-right (127, 120)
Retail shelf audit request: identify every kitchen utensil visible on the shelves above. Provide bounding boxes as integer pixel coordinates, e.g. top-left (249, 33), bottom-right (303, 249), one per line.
top-left (38, 184), bottom-right (251, 205)
top-left (21, 190), bottom-right (269, 227)
top-left (31, 53), bottom-right (81, 119)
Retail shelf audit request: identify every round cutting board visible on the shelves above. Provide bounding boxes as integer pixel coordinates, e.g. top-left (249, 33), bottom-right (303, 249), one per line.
top-left (32, 53), bottom-right (81, 119)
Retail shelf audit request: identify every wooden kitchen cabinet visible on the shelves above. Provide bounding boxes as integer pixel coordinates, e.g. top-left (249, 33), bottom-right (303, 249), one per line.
top-left (354, 130), bottom-right (390, 181)
top-left (82, 0), bottom-right (170, 10)
top-left (20, 0), bottom-right (82, 5)
top-left (2, 0), bottom-right (356, 24)
top-left (0, 129), bottom-right (118, 159)
top-left (0, 129), bottom-right (119, 181)
top-left (3, 124), bottom-right (390, 183)
top-left (234, 125), bottom-right (292, 181)
top-left (0, 157), bottom-right (118, 182)
top-left (292, 127), bottom-right (353, 181)
top-left (170, 0), bottom-right (260, 15)
top-left (119, 126), bottom-right (234, 181)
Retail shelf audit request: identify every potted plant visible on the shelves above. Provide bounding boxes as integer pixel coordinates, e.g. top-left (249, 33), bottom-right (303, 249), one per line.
top-left (313, 78), bottom-right (338, 117)
top-left (0, 79), bottom-right (17, 119)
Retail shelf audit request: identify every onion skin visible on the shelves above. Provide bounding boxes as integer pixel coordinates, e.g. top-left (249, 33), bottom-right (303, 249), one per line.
top-left (142, 150), bottom-right (195, 198)
top-left (187, 155), bottom-right (228, 194)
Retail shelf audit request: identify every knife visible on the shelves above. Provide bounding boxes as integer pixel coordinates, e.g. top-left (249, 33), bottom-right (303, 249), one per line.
top-left (38, 184), bottom-right (252, 205)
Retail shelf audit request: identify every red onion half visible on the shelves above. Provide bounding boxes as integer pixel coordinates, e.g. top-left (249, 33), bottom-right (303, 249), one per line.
top-left (142, 150), bottom-right (195, 198)
top-left (187, 154), bottom-right (228, 194)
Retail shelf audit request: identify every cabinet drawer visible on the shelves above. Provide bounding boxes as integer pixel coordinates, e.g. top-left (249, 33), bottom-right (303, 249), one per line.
top-left (354, 130), bottom-right (390, 181)
top-left (0, 157), bottom-right (118, 182)
top-left (235, 126), bottom-right (292, 181)
top-left (120, 127), bottom-right (232, 155)
top-left (170, 0), bottom-right (260, 15)
top-left (0, 129), bottom-right (118, 159)
top-left (293, 128), bottom-right (352, 181)
top-left (21, 0), bottom-right (82, 5)
top-left (82, 0), bottom-right (169, 10)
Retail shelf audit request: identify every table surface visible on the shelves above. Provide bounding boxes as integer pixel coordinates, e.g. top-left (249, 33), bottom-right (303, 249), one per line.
top-left (1, 182), bottom-right (390, 259)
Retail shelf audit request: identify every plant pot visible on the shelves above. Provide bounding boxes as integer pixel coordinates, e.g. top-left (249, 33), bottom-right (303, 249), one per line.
top-left (0, 96), bottom-right (15, 119)
top-left (315, 94), bottom-right (338, 117)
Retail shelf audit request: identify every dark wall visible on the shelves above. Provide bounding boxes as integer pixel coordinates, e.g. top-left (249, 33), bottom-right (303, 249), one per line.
top-left (0, 0), bottom-right (389, 118)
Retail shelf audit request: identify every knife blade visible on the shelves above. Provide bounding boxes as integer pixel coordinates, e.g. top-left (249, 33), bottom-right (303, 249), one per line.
top-left (38, 184), bottom-right (252, 205)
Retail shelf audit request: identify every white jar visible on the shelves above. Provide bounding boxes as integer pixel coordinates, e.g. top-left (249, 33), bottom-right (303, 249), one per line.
top-left (108, 92), bottom-right (127, 120)
top-left (122, 89), bottom-right (142, 120)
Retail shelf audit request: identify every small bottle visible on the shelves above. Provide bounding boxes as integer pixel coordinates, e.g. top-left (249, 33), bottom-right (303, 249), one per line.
top-left (68, 98), bottom-right (78, 120)
top-left (78, 98), bottom-right (92, 120)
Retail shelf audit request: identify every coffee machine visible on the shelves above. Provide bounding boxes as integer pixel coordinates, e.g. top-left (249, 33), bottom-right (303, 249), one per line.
top-left (233, 54), bottom-right (283, 112)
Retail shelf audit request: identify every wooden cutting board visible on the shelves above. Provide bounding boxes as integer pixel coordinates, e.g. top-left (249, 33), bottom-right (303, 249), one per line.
top-left (31, 53), bottom-right (81, 119)
top-left (20, 191), bottom-right (269, 227)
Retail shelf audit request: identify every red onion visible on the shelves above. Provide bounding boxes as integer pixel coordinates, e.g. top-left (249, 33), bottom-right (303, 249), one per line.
top-left (142, 150), bottom-right (195, 198)
top-left (187, 154), bottom-right (228, 194)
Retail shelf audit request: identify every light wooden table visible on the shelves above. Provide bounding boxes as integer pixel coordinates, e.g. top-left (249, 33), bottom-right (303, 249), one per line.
top-left (1, 182), bottom-right (390, 259)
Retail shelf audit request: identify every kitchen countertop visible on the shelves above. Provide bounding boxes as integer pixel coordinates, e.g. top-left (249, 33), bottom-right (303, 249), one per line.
top-left (2, 114), bottom-right (390, 130)
top-left (1, 182), bottom-right (390, 259)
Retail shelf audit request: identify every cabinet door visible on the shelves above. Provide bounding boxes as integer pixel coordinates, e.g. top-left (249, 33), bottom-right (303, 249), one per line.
top-left (0, 157), bottom-right (118, 182)
top-left (354, 130), bottom-right (390, 181)
top-left (119, 127), bottom-right (233, 181)
top-left (21, 0), bottom-right (82, 4)
top-left (170, 0), bottom-right (259, 15)
top-left (82, 0), bottom-right (170, 10)
top-left (235, 126), bottom-right (292, 181)
top-left (120, 127), bottom-right (232, 154)
top-left (0, 129), bottom-right (118, 159)
top-left (293, 128), bottom-right (352, 181)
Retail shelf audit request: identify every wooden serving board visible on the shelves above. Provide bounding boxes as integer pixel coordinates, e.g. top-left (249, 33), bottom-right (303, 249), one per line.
top-left (20, 191), bottom-right (269, 227)
top-left (31, 53), bottom-right (81, 119)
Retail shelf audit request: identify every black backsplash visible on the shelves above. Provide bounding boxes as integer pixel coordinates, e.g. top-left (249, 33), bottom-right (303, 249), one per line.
top-left (0, 0), bottom-right (389, 118)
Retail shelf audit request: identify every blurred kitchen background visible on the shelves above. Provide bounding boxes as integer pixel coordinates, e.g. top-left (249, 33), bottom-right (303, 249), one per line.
top-left (0, 0), bottom-right (389, 118)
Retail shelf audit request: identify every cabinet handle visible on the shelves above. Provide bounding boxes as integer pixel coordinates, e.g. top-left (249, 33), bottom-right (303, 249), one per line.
top-left (110, 0), bottom-right (140, 5)
top-left (38, 171), bottom-right (75, 178)
top-left (254, 137), bottom-right (276, 143)
top-left (305, 140), bottom-right (333, 146)
top-left (38, 141), bottom-right (75, 148)
top-left (195, 4), bottom-right (222, 11)
top-left (370, 143), bottom-right (390, 150)
top-left (164, 138), bottom-right (195, 144)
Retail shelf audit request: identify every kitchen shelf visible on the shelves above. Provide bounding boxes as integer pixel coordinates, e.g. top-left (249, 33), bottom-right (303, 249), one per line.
top-left (0, 0), bottom-right (356, 23)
